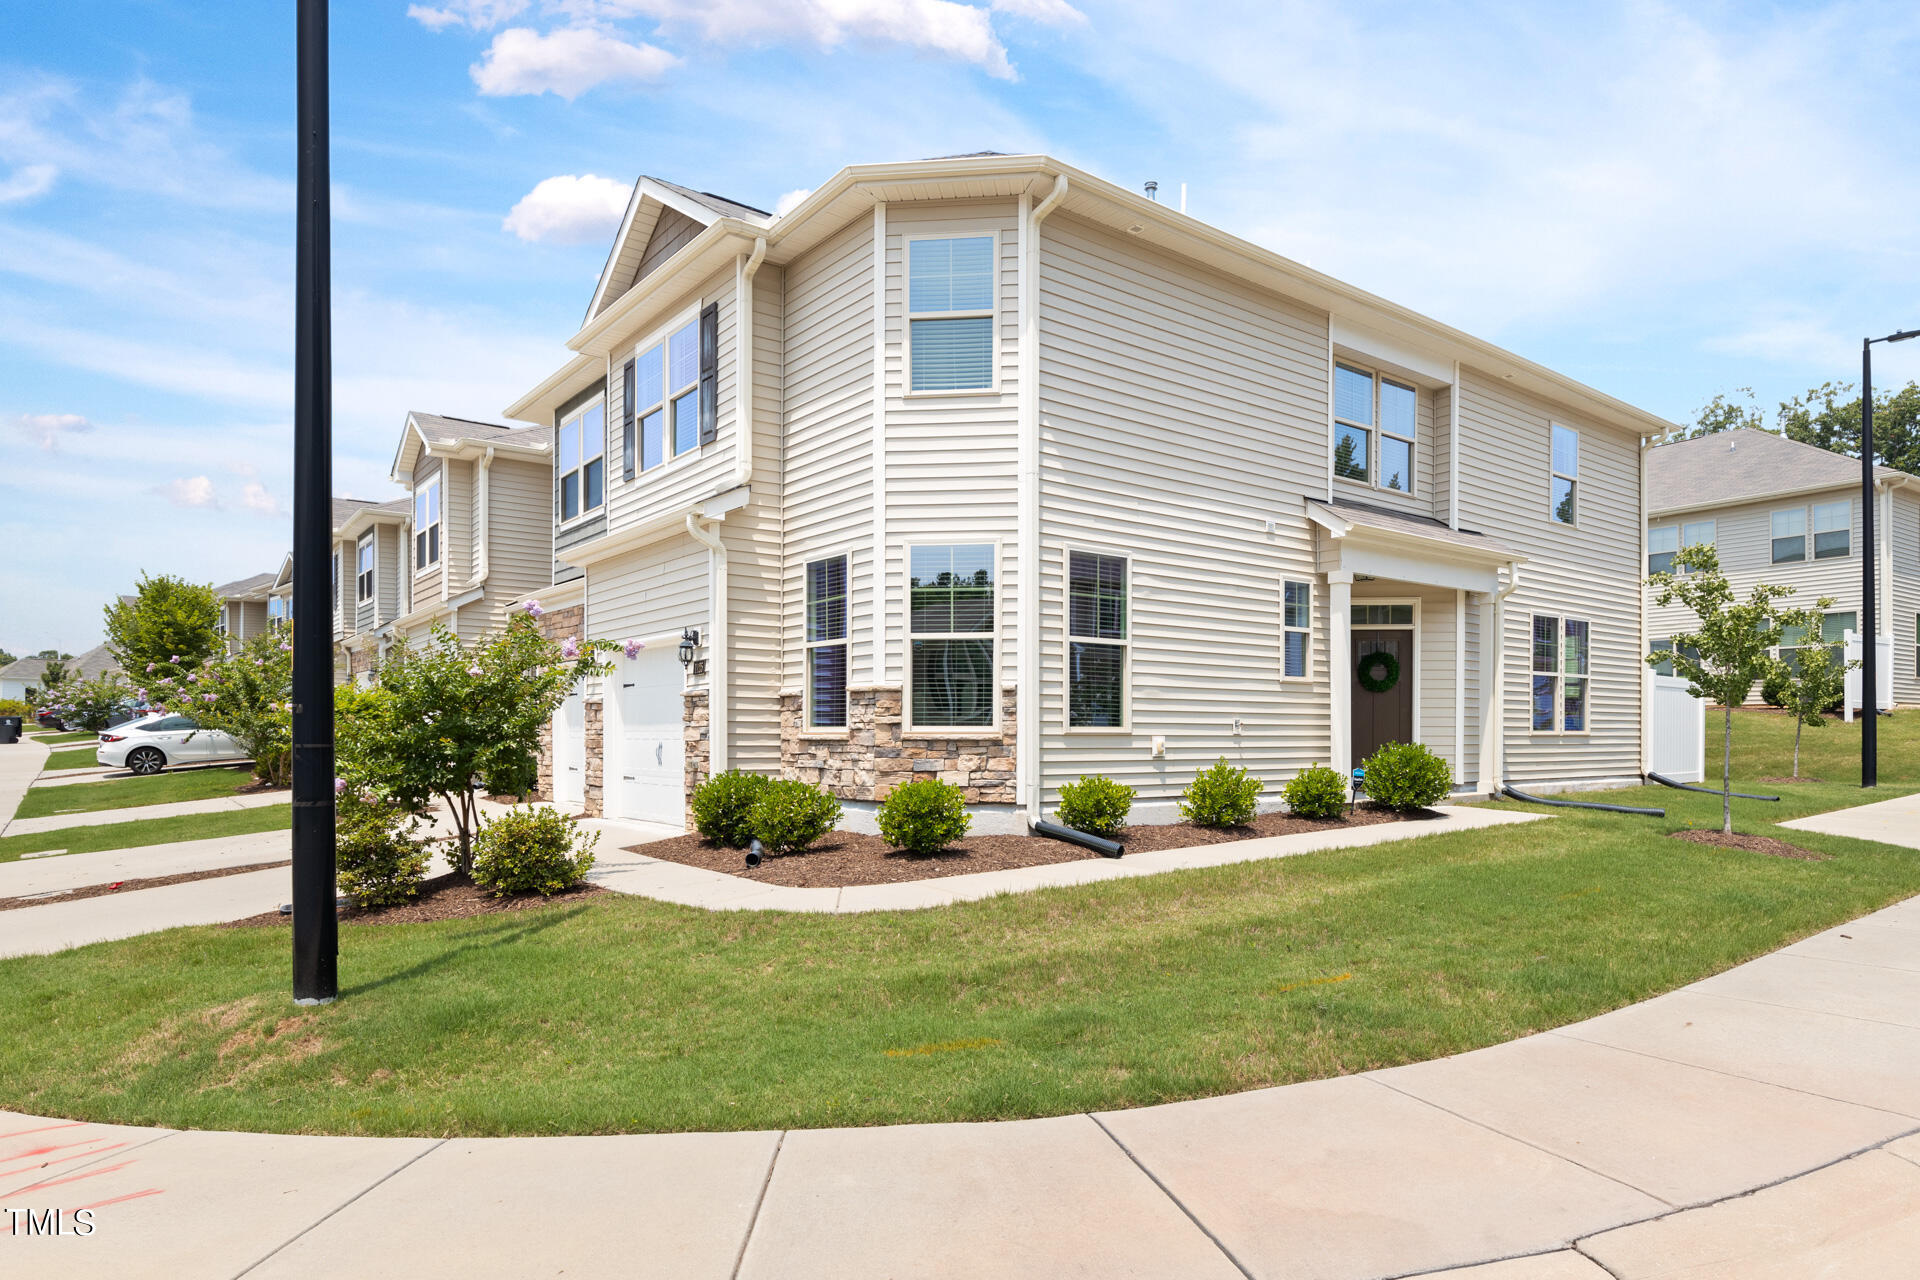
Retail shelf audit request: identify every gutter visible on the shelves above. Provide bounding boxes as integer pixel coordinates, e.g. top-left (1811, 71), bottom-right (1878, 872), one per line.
top-left (1019, 174), bottom-right (1070, 828)
top-left (683, 512), bottom-right (730, 775)
top-left (734, 236), bottom-right (767, 492)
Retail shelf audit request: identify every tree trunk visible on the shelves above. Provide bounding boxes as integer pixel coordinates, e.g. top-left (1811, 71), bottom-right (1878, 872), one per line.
top-left (1721, 706), bottom-right (1734, 835)
top-left (1793, 719), bottom-right (1803, 780)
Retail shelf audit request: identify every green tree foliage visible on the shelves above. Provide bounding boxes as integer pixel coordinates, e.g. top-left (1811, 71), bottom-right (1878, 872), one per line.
top-left (1646, 543), bottom-right (1798, 833)
top-left (1682, 387), bottom-right (1764, 437)
top-left (49, 670), bottom-right (133, 731)
top-left (158, 631), bottom-right (294, 785)
top-left (0, 648), bottom-right (14, 667)
top-left (1682, 379), bottom-right (1920, 474)
top-left (1772, 600), bottom-right (1856, 780)
top-left (103, 574), bottom-right (221, 682)
top-left (38, 656), bottom-right (71, 693)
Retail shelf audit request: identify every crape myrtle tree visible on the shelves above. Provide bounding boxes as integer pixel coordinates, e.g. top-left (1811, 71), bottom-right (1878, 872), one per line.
top-left (103, 573), bottom-right (221, 686)
top-left (152, 631), bottom-right (295, 785)
top-left (1773, 600), bottom-right (1856, 781)
top-left (1646, 543), bottom-right (1798, 834)
top-left (48, 670), bottom-right (132, 731)
top-left (348, 610), bottom-right (612, 874)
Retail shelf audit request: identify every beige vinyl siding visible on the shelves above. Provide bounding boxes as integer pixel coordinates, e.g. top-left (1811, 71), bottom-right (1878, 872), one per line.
top-left (1035, 212), bottom-right (1332, 802)
top-left (478, 456), bottom-right (555, 635)
top-left (587, 537), bottom-right (709, 658)
top-left (332, 538), bottom-right (349, 639)
top-left (374, 525), bottom-right (400, 623)
top-left (411, 457), bottom-right (445, 603)
top-left (443, 459), bottom-right (472, 598)
top-left (882, 202), bottom-right (1022, 699)
top-left (1432, 386), bottom-right (1454, 524)
top-left (727, 265), bottom-right (787, 774)
top-left (237, 600), bottom-right (269, 642)
top-left (1892, 488), bottom-right (1920, 704)
top-left (1457, 371), bottom-right (1643, 785)
top-left (1330, 374), bottom-right (1440, 521)
top-left (780, 217), bottom-right (876, 693)
top-left (633, 208), bottom-right (703, 290)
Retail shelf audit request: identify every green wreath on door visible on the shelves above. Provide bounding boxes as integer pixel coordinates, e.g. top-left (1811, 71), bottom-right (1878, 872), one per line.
top-left (1356, 650), bottom-right (1401, 694)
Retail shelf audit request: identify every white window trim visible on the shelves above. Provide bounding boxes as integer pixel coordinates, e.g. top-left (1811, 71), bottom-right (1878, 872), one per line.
top-left (803, 552), bottom-right (852, 738)
top-left (1331, 363), bottom-right (1420, 497)
top-left (356, 532), bottom-right (376, 606)
top-left (1777, 608), bottom-right (1855, 666)
top-left (413, 475), bottom-right (442, 575)
top-left (1063, 545), bottom-right (1131, 734)
top-left (556, 393), bottom-right (609, 531)
top-left (903, 538), bottom-right (1003, 736)
top-left (623, 304), bottom-right (705, 484)
top-left (902, 231), bottom-right (1001, 399)
top-left (1281, 578), bottom-right (1314, 682)
top-left (1647, 524), bottom-right (1679, 574)
top-left (1810, 498), bottom-right (1853, 561)
top-left (1529, 613), bottom-right (1591, 736)
top-left (1770, 504), bottom-right (1809, 564)
top-left (1549, 422), bottom-right (1579, 527)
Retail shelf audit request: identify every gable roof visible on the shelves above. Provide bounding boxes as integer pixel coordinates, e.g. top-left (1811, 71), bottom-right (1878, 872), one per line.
top-left (332, 497), bottom-right (379, 530)
top-left (1648, 429), bottom-right (1908, 516)
top-left (586, 175), bottom-right (773, 324)
top-left (391, 411), bottom-right (553, 482)
top-left (212, 571), bottom-right (278, 601)
top-left (4, 643), bottom-right (118, 684)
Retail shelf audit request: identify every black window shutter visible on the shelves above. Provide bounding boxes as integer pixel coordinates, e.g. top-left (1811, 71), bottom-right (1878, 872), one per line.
top-left (698, 301), bottom-right (719, 446)
top-left (621, 358), bottom-right (636, 481)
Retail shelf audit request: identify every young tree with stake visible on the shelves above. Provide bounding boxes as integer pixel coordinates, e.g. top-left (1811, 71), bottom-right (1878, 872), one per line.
top-left (1773, 600), bottom-right (1856, 781)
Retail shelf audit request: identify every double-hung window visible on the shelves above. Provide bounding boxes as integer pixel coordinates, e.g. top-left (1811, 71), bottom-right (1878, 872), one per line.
top-left (1532, 615), bottom-right (1589, 732)
top-left (627, 316), bottom-right (700, 474)
top-left (1812, 500), bottom-right (1851, 559)
top-left (908, 544), bottom-right (996, 729)
top-left (1282, 580), bottom-right (1312, 677)
top-left (414, 477), bottom-right (440, 569)
top-left (907, 236), bottom-right (995, 392)
top-left (1067, 551), bottom-right (1127, 728)
top-left (268, 596), bottom-right (288, 630)
top-left (1770, 507), bottom-right (1806, 563)
top-left (1550, 424), bottom-right (1579, 525)
top-left (1333, 366), bottom-right (1416, 491)
top-left (558, 401), bottom-right (605, 522)
top-left (356, 533), bottom-right (374, 604)
top-left (1779, 611), bottom-right (1853, 674)
top-left (805, 555), bottom-right (849, 730)
top-left (1647, 526), bottom-right (1678, 575)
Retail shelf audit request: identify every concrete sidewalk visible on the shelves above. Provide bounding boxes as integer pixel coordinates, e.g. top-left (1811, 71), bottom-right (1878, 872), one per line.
top-left (0, 735), bottom-right (50, 835)
top-left (1782, 788), bottom-right (1920, 848)
top-left (3, 892), bottom-right (1917, 1278)
top-left (4, 790), bottom-right (289, 839)
top-left (0, 829), bottom-right (290, 898)
top-left (0, 865), bottom-right (292, 959)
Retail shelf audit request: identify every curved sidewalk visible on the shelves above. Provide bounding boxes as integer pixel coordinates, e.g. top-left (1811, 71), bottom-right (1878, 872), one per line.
top-left (4, 894), bottom-right (1919, 1279)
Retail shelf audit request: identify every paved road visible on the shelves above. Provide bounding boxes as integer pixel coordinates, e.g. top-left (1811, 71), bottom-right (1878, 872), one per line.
top-left (2, 892), bottom-right (1917, 1277)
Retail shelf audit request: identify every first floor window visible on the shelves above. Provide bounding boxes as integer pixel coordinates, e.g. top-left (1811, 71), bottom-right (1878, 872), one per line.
top-left (1282, 580), bottom-right (1311, 677)
top-left (908, 543), bottom-right (995, 729)
top-left (805, 555), bottom-right (849, 729)
top-left (1067, 551), bottom-right (1127, 727)
top-left (1779, 611), bottom-right (1853, 673)
top-left (356, 534), bottom-right (374, 603)
top-left (1532, 615), bottom-right (1589, 731)
top-left (1650, 638), bottom-right (1701, 677)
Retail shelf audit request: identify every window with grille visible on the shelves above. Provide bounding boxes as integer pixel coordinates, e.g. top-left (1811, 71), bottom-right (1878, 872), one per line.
top-left (908, 544), bottom-right (996, 729)
top-left (805, 555), bottom-right (849, 730)
top-left (1812, 500), bottom-right (1850, 559)
top-left (1532, 615), bottom-right (1589, 731)
top-left (1771, 506), bottom-right (1806, 563)
top-left (1067, 551), bottom-right (1127, 728)
top-left (1332, 365), bottom-right (1417, 492)
top-left (1283, 580), bottom-right (1311, 678)
top-left (908, 237), bottom-right (995, 392)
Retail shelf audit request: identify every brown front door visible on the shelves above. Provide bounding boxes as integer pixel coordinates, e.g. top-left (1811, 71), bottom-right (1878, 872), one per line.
top-left (1352, 629), bottom-right (1413, 766)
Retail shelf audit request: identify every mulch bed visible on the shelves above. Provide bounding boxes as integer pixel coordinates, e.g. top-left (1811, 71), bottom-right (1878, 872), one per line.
top-left (1671, 829), bottom-right (1830, 861)
top-left (0, 861), bottom-right (290, 912)
top-left (234, 777), bottom-right (288, 795)
top-left (630, 805), bottom-right (1432, 889)
top-left (226, 871), bottom-right (605, 928)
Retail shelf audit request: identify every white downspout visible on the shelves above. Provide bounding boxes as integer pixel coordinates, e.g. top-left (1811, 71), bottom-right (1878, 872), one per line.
top-left (1447, 361), bottom-right (1461, 530)
top-left (685, 512), bottom-right (729, 775)
top-left (474, 446), bottom-right (495, 592)
top-left (1477, 566), bottom-right (1522, 798)
top-left (870, 203), bottom-right (887, 688)
top-left (1019, 174), bottom-right (1069, 828)
top-left (733, 236), bottom-right (767, 492)
top-left (1639, 433), bottom-right (1654, 777)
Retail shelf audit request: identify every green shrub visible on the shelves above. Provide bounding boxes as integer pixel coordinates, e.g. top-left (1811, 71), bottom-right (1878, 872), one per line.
top-left (472, 805), bottom-right (599, 896)
top-left (482, 749), bottom-right (539, 801)
top-left (1055, 775), bottom-right (1134, 838)
top-left (1282, 764), bottom-right (1347, 820)
top-left (1179, 757), bottom-right (1264, 828)
top-left (749, 780), bottom-right (842, 856)
top-left (0, 698), bottom-right (31, 719)
top-left (691, 770), bottom-right (772, 847)
top-left (1359, 741), bottom-right (1452, 811)
top-left (335, 789), bottom-right (430, 908)
top-left (1760, 666), bottom-right (1791, 708)
top-left (876, 777), bottom-right (971, 853)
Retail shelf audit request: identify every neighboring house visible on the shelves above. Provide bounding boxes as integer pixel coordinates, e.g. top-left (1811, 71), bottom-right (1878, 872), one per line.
top-left (2, 644), bottom-right (122, 703)
top-left (1645, 428), bottom-right (1920, 705)
top-left (211, 571), bottom-right (281, 653)
top-left (331, 496), bottom-right (412, 683)
top-left (501, 155), bottom-right (1673, 831)
top-left (267, 555), bottom-right (293, 634)
top-left (382, 412), bottom-right (554, 650)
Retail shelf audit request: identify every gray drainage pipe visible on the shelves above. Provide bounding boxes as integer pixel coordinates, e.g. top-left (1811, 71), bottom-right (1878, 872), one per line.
top-left (1030, 818), bottom-right (1124, 858)
top-left (1501, 783), bottom-right (1664, 818)
top-left (1647, 772), bottom-right (1779, 802)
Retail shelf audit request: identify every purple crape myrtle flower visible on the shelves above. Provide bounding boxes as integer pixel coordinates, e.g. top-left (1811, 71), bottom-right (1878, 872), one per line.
top-left (170, 655), bottom-right (180, 662)
top-left (624, 638), bottom-right (643, 659)
top-left (202, 693), bottom-right (216, 703)
top-left (467, 664), bottom-right (484, 678)
top-left (524, 599), bottom-right (544, 619)
top-left (334, 777), bottom-right (347, 796)
top-left (560, 636), bottom-right (580, 660)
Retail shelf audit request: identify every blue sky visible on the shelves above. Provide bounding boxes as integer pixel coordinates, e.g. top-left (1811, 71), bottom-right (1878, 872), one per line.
top-left (3, 0), bottom-right (1918, 656)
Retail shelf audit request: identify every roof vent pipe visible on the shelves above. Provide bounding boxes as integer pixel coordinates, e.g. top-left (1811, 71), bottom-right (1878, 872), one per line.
top-left (1144, 180), bottom-right (1158, 201)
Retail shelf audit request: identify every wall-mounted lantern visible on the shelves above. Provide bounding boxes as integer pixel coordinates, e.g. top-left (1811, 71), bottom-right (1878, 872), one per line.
top-left (678, 628), bottom-right (699, 667)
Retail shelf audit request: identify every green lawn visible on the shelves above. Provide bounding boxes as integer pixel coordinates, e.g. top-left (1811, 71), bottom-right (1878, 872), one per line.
top-left (0, 804), bottom-right (291, 864)
top-left (12, 766), bottom-right (259, 821)
top-left (43, 746), bottom-right (104, 772)
top-left (0, 712), bottom-right (1914, 1138)
top-left (27, 730), bottom-right (95, 746)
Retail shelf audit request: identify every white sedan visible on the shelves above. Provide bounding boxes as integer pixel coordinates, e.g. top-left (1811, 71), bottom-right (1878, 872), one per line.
top-left (96, 714), bottom-right (248, 775)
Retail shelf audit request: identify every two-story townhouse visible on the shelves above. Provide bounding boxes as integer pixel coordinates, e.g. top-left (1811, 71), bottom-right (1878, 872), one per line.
top-left (503, 154), bottom-right (1673, 831)
top-left (330, 496), bottom-right (410, 683)
top-left (266, 555), bottom-right (293, 634)
top-left (210, 572), bottom-right (280, 654)
top-left (1645, 428), bottom-right (1919, 706)
top-left (381, 413), bottom-right (555, 650)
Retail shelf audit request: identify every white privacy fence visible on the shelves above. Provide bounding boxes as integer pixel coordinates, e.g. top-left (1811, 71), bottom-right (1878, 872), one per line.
top-left (1649, 674), bottom-right (1705, 783)
top-left (1843, 631), bottom-right (1895, 721)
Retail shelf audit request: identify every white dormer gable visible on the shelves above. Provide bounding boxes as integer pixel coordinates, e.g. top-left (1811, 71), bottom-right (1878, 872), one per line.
top-left (585, 176), bottom-right (773, 324)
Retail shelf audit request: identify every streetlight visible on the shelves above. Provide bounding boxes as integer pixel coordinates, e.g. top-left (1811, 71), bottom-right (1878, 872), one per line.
top-left (1860, 325), bottom-right (1920, 789)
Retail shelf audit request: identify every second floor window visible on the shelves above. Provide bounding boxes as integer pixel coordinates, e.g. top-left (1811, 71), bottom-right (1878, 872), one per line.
top-left (1812, 500), bottom-right (1851, 559)
top-left (559, 401), bottom-right (605, 522)
top-left (629, 317), bottom-right (700, 475)
top-left (1333, 365), bottom-right (1418, 492)
top-left (414, 477), bottom-right (440, 569)
top-left (356, 534), bottom-right (374, 603)
top-left (1550, 424), bottom-right (1579, 525)
top-left (908, 236), bottom-right (994, 392)
top-left (805, 555), bottom-right (849, 730)
top-left (1771, 506), bottom-right (1806, 563)
top-left (908, 543), bottom-right (996, 729)
top-left (1648, 519), bottom-right (1714, 574)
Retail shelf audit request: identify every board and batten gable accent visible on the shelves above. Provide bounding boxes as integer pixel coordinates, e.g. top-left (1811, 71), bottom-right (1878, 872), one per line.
top-left (1034, 211), bottom-right (1334, 803)
top-left (551, 376), bottom-right (608, 585)
top-left (779, 215), bottom-right (877, 700)
top-left (1456, 370), bottom-right (1644, 786)
top-left (630, 207), bottom-right (704, 296)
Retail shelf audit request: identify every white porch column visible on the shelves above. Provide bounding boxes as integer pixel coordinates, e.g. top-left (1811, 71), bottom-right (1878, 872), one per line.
top-left (1475, 590), bottom-right (1503, 797)
top-left (1328, 570), bottom-right (1352, 788)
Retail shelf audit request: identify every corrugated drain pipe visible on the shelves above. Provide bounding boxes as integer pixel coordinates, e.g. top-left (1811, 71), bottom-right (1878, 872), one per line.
top-left (1647, 772), bottom-right (1778, 802)
top-left (1501, 783), bottom-right (1664, 817)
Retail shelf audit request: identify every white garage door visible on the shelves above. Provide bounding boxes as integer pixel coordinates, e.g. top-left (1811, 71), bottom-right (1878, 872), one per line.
top-left (555, 691), bottom-right (585, 812)
top-left (610, 648), bottom-right (686, 826)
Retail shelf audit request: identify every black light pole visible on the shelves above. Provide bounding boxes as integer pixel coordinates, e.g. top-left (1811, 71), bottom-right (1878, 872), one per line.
top-left (1860, 326), bottom-right (1920, 790)
top-left (292, 0), bottom-right (338, 1003)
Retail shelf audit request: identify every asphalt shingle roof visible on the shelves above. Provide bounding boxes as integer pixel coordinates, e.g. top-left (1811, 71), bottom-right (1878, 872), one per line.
top-left (648, 176), bottom-right (772, 222)
top-left (1311, 497), bottom-right (1521, 560)
top-left (1648, 429), bottom-right (1904, 514)
top-left (211, 572), bottom-right (278, 600)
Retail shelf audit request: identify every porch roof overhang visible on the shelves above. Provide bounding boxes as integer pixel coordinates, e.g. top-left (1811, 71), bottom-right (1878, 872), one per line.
top-left (1307, 498), bottom-right (1524, 595)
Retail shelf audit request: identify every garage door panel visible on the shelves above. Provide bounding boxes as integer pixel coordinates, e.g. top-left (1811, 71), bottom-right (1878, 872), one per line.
top-left (611, 650), bottom-right (686, 826)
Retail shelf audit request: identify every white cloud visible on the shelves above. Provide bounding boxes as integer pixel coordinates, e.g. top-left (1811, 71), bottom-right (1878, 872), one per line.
top-left (471, 27), bottom-right (680, 98)
top-left (0, 162), bottom-right (56, 204)
top-left (408, 0), bottom-right (529, 30)
top-left (12, 411), bottom-right (92, 450)
top-left (162, 476), bottom-right (219, 509)
top-left (773, 187), bottom-right (812, 217)
top-left (240, 482), bottom-right (285, 517)
top-left (608, 0), bottom-right (1014, 78)
top-left (503, 173), bottom-right (631, 243)
top-left (990, 0), bottom-right (1085, 27)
